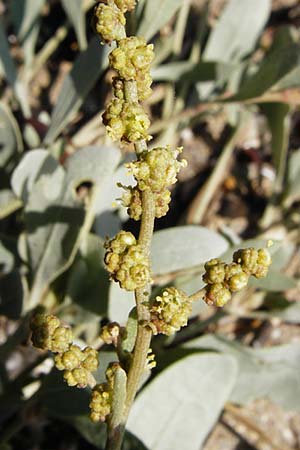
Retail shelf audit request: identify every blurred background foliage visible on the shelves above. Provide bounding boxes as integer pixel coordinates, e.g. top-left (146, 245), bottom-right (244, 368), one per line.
top-left (0, 0), bottom-right (300, 449)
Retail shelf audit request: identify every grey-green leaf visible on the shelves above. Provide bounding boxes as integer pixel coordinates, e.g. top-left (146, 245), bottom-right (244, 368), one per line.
top-left (137, 0), bottom-right (183, 42)
top-left (0, 102), bottom-right (23, 169)
top-left (11, 0), bottom-right (45, 40)
top-left (151, 226), bottom-right (229, 275)
top-left (186, 335), bottom-right (300, 410)
top-left (203, 0), bottom-right (271, 63)
top-left (44, 38), bottom-right (108, 144)
top-left (127, 353), bottom-right (237, 450)
top-left (61, 0), bottom-right (87, 51)
top-left (25, 146), bottom-right (120, 309)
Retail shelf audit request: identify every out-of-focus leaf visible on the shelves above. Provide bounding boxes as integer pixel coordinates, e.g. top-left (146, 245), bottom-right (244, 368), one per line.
top-left (11, 149), bottom-right (59, 202)
top-left (152, 61), bottom-right (220, 83)
top-left (0, 20), bottom-right (30, 116)
top-left (11, 0), bottom-right (45, 40)
top-left (229, 27), bottom-right (300, 101)
top-left (70, 416), bottom-right (148, 450)
top-left (69, 416), bottom-right (106, 449)
top-left (137, 0), bottom-right (183, 42)
top-left (286, 149), bottom-right (300, 202)
top-left (204, 0), bottom-right (270, 63)
top-left (0, 103), bottom-right (23, 169)
top-left (0, 190), bottom-right (22, 219)
top-left (186, 335), bottom-right (300, 410)
top-left (250, 271), bottom-right (297, 291)
top-left (127, 353), bottom-right (237, 450)
top-left (0, 235), bottom-right (18, 274)
top-left (108, 282), bottom-right (135, 324)
top-left (0, 270), bottom-right (23, 319)
top-left (40, 369), bottom-right (90, 417)
top-left (61, 0), bottom-right (87, 51)
top-left (23, 146), bottom-right (120, 309)
top-left (66, 233), bottom-right (109, 316)
top-left (44, 39), bottom-right (108, 145)
top-left (261, 102), bottom-right (290, 191)
top-left (151, 226), bottom-right (229, 276)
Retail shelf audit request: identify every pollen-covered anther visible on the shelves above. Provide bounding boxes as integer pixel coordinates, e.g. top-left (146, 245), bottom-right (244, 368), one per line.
top-left (150, 287), bottom-right (191, 336)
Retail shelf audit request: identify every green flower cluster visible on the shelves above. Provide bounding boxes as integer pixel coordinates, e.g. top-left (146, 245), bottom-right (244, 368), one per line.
top-left (31, 314), bottom-right (99, 388)
top-left (122, 147), bottom-right (186, 220)
top-left (103, 99), bottom-right (150, 142)
top-left (99, 322), bottom-right (122, 347)
top-left (150, 287), bottom-right (192, 336)
top-left (203, 247), bottom-right (272, 307)
top-left (95, 2), bottom-right (154, 142)
top-left (89, 362), bottom-right (120, 423)
top-left (104, 230), bottom-right (150, 290)
top-left (120, 185), bottom-right (171, 220)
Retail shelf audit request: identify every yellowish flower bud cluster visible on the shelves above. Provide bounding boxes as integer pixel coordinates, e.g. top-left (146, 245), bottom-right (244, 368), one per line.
top-left (95, 3), bottom-right (154, 142)
top-left (122, 147), bottom-right (186, 220)
top-left (103, 99), bottom-right (151, 142)
top-left (203, 247), bottom-right (272, 307)
top-left (94, 2), bottom-right (125, 43)
top-left (127, 147), bottom-right (187, 192)
top-left (30, 314), bottom-right (99, 388)
top-left (99, 322), bottom-right (122, 347)
top-left (150, 287), bottom-right (192, 336)
top-left (89, 362), bottom-right (121, 423)
top-left (114, 0), bottom-right (137, 13)
top-left (104, 231), bottom-right (150, 290)
top-left (120, 185), bottom-right (171, 220)
top-left (31, 314), bottom-right (72, 353)
top-left (109, 37), bottom-right (154, 82)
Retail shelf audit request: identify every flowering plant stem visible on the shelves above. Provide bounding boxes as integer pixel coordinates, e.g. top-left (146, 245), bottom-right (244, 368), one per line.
top-left (105, 81), bottom-right (156, 450)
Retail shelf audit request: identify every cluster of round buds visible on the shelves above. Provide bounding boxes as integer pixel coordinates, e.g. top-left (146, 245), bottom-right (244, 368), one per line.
top-left (109, 37), bottom-right (154, 83)
top-left (203, 247), bottom-right (272, 307)
top-left (89, 362), bottom-right (121, 423)
top-left (104, 231), bottom-right (150, 290)
top-left (150, 287), bottom-right (192, 336)
top-left (102, 98), bottom-right (151, 142)
top-left (99, 322), bottom-right (122, 347)
top-left (55, 345), bottom-right (98, 388)
top-left (30, 314), bottom-right (99, 388)
top-left (127, 147), bottom-right (187, 192)
top-left (120, 185), bottom-right (171, 220)
top-left (31, 314), bottom-right (72, 353)
top-left (94, 2), bottom-right (125, 43)
top-left (122, 147), bottom-right (186, 221)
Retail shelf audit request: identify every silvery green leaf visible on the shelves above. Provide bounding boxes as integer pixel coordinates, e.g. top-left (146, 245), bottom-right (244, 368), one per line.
top-left (127, 353), bottom-right (237, 450)
top-left (0, 102), bottom-right (23, 169)
top-left (151, 226), bottom-right (229, 275)
top-left (108, 282), bottom-right (135, 324)
top-left (61, 0), bottom-right (87, 51)
top-left (203, 0), bottom-right (271, 63)
top-left (26, 145), bottom-right (120, 309)
top-left (11, 0), bottom-right (45, 40)
top-left (137, 0), bottom-right (183, 42)
top-left (186, 335), bottom-right (300, 410)
top-left (11, 149), bottom-right (59, 202)
top-left (44, 38), bottom-right (108, 144)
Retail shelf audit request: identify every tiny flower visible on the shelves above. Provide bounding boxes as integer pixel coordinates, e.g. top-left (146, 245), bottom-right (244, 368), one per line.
top-left (90, 383), bottom-right (112, 423)
top-left (94, 3), bottom-right (126, 43)
top-left (204, 283), bottom-right (232, 307)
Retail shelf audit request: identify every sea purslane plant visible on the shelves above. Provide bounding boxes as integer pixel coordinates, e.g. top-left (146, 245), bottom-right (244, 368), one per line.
top-left (30, 2), bottom-right (272, 449)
